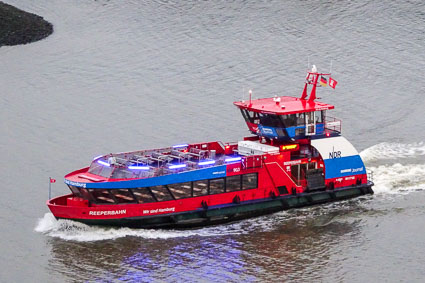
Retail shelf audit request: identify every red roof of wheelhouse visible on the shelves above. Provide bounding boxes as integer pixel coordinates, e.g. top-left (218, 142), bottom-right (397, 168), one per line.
top-left (234, 96), bottom-right (334, 115)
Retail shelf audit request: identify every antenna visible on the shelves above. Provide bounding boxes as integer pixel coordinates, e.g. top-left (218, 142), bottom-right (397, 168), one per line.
top-left (249, 89), bottom-right (252, 104)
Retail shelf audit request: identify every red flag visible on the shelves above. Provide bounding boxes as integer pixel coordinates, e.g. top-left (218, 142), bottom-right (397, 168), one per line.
top-left (329, 77), bottom-right (338, 89)
top-left (50, 178), bottom-right (56, 183)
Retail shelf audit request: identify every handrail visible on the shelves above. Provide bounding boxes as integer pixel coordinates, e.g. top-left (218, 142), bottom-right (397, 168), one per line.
top-left (324, 116), bottom-right (342, 134)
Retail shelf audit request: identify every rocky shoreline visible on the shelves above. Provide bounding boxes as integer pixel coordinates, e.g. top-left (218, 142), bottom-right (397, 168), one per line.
top-left (0, 1), bottom-right (53, 47)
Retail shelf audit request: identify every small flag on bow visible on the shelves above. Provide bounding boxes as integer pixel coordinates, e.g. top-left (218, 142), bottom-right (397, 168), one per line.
top-left (50, 178), bottom-right (56, 183)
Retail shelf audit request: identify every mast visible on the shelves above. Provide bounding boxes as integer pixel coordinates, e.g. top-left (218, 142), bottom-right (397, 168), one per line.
top-left (301, 65), bottom-right (331, 101)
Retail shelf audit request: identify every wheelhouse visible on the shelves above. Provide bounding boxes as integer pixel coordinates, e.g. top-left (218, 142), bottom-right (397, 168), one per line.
top-left (235, 96), bottom-right (341, 140)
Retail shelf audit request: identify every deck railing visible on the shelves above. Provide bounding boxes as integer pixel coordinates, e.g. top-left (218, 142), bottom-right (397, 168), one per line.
top-left (324, 116), bottom-right (342, 134)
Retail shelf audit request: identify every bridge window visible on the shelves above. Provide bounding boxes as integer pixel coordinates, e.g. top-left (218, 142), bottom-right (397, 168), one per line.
top-left (315, 111), bottom-right (323, 123)
top-left (241, 110), bottom-right (260, 124)
top-left (168, 182), bottom-right (192, 199)
top-left (242, 173), bottom-right (258, 190)
top-left (281, 114), bottom-right (297, 127)
top-left (259, 113), bottom-right (284, 128)
top-left (226, 175), bottom-right (241, 192)
top-left (193, 180), bottom-right (208, 197)
top-left (209, 178), bottom-right (225, 194)
top-left (150, 186), bottom-right (174, 202)
top-left (132, 188), bottom-right (157, 203)
top-left (110, 189), bottom-right (136, 203)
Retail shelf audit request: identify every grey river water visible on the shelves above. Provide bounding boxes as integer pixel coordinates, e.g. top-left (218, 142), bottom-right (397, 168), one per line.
top-left (1, 0), bottom-right (425, 282)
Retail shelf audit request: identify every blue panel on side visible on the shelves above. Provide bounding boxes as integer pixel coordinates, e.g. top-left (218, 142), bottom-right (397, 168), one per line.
top-left (86, 165), bottom-right (227, 189)
top-left (324, 155), bottom-right (366, 179)
top-left (258, 125), bottom-right (278, 138)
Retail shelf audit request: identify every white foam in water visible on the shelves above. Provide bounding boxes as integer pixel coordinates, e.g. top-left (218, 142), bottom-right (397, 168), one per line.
top-left (34, 213), bottom-right (259, 242)
top-left (360, 142), bottom-right (425, 194)
top-left (360, 142), bottom-right (425, 162)
top-left (368, 163), bottom-right (425, 194)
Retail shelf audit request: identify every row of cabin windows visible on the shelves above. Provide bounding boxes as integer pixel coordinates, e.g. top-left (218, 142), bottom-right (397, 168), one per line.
top-left (241, 109), bottom-right (324, 128)
top-left (70, 173), bottom-right (258, 204)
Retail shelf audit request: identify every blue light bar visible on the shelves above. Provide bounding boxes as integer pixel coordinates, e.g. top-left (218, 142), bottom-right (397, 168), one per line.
top-left (93, 155), bottom-right (103, 160)
top-left (168, 164), bottom-right (187, 169)
top-left (198, 160), bottom-right (216, 166)
top-left (97, 160), bottom-right (110, 167)
top-left (128, 165), bottom-right (150, 170)
top-left (225, 157), bottom-right (241, 163)
top-left (172, 144), bottom-right (189, 148)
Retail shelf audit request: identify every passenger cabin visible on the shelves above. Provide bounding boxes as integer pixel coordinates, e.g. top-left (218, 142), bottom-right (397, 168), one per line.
top-left (234, 96), bottom-right (341, 140)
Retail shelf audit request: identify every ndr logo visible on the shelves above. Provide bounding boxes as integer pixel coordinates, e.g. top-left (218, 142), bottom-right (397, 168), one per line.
top-left (329, 146), bottom-right (342, 159)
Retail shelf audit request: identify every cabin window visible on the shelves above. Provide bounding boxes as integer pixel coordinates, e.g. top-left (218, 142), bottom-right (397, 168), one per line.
top-left (150, 186), bottom-right (174, 202)
top-left (296, 113), bottom-right (305, 126)
top-left (315, 111), bottom-right (323, 123)
top-left (209, 178), bottom-right (225, 194)
top-left (242, 173), bottom-right (258, 190)
top-left (78, 188), bottom-right (93, 201)
top-left (132, 188), bottom-right (157, 203)
top-left (110, 189), bottom-right (136, 203)
top-left (226, 175), bottom-right (241, 192)
top-left (243, 110), bottom-right (260, 124)
top-left (193, 180), bottom-right (208, 197)
top-left (258, 113), bottom-right (284, 128)
top-left (240, 109), bottom-right (250, 123)
top-left (282, 114), bottom-right (297, 127)
top-left (88, 189), bottom-right (116, 204)
top-left (68, 185), bottom-right (82, 197)
top-left (167, 182), bottom-right (192, 199)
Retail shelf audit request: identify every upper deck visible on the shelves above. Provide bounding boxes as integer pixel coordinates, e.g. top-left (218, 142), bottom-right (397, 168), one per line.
top-left (65, 140), bottom-right (284, 184)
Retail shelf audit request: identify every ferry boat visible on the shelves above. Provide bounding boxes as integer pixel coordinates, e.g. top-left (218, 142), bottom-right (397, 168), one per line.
top-left (47, 67), bottom-right (374, 228)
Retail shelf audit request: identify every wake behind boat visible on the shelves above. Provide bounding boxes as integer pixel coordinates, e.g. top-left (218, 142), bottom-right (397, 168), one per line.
top-left (47, 66), bottom-right (374, 228)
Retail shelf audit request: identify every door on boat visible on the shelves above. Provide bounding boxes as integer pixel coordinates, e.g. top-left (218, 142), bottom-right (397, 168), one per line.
top-left (305, 112), bottom-right (316, 136)
top-left (290, 162), bottom-right (317, 187)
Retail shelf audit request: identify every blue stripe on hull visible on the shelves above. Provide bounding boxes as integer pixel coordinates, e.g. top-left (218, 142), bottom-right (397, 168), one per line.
top-left (86, 165), bottom-right (227, 189)
top-left (324, 155), bottom-right (366, 179)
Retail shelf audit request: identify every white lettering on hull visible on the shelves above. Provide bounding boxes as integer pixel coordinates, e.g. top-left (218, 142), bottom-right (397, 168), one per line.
top-left (284, 160), bottom-right (302, 166)
top-left (143, 207), bottom-right (176, 215)
top-left (65, 179), bottom-right (87, 188)
top-left (89, 210), bottom-right (126, 216)
top-left (340, 167), bottom-right (364, 174)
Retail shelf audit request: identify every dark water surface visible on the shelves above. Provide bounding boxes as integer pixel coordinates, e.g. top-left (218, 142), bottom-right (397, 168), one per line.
top-left (1, 0), bottom-right (424, 282)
